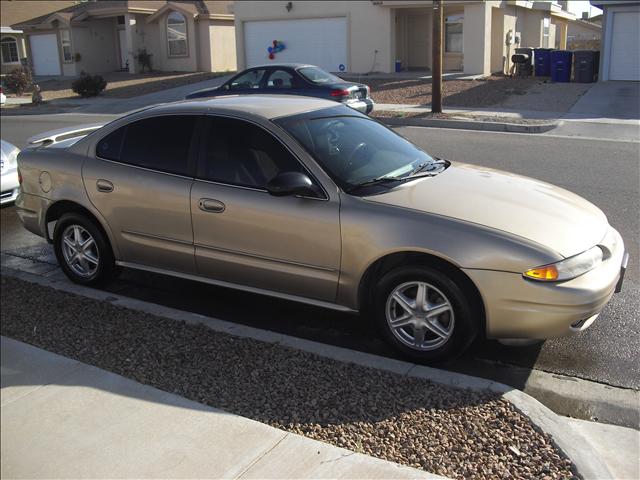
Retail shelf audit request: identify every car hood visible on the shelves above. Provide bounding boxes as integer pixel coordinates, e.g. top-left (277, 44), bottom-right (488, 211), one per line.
top-left (364, 162), bottom-right (608, 258)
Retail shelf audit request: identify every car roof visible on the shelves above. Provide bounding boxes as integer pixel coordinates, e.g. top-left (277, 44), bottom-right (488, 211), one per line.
top-left (148, 95), bottom-right (339, 120)
top-left (243, 63), bottom-right (314, 70)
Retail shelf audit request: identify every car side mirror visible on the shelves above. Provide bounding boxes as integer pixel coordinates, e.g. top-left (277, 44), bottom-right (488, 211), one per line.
top-left (266, 171), bottom-right (323, 198)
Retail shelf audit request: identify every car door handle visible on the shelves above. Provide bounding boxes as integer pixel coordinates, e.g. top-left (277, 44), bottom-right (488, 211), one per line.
top-left (198, 198), bottom-right (225, 213)
top-left (96, 179), bottom-right (113, 193)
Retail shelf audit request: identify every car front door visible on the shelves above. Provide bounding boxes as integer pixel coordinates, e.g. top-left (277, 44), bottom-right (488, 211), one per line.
top-left (83, 114), bottom-right (198, 273)
top-left (190, 115), bottom-right (341, 302)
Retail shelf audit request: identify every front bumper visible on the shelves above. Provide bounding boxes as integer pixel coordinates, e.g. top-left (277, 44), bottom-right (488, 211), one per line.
top-left (345, 98), bottom-right (375, 114)
top-left (464, 227), bottom-right (627, 339)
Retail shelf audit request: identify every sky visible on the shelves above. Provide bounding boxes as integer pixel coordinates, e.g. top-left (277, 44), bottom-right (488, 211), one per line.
top-left (564, 1), bottom-right (602, 18)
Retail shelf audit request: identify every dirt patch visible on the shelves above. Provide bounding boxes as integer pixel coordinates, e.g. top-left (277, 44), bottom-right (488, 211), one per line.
top-left (1, 275), bottom-right (574, 480)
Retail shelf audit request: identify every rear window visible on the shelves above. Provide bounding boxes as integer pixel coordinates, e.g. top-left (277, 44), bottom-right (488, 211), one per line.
top-left (96, 115), bottom-right (196, 176)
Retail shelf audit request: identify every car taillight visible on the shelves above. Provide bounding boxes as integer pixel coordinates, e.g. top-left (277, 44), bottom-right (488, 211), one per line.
top-left (330, 88), bottom-right (351, 98)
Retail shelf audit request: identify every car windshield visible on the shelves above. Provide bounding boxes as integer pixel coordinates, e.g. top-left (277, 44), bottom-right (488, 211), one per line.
top-left (276, 113), bottom-right (438, 192)
top-left (298, 67), bottom-right (343, 84)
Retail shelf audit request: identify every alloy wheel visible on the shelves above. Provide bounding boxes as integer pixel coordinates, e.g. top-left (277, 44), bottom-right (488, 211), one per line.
top-left (385, 281), bottom-right (455, 351)
top-left (61, 224), bottom-right (100, 278)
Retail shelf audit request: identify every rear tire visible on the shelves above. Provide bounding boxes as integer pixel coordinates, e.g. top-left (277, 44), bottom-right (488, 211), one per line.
top-left (372, 265), bottom-right (478, 362)
top-left (53, 212), bottom-right (116, 287)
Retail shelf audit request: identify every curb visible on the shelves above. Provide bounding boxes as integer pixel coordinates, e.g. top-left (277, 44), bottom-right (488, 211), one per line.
top-left (378, 116), bottom-right (559, 134)
top-left (0, 265), bottom-right (613, 479)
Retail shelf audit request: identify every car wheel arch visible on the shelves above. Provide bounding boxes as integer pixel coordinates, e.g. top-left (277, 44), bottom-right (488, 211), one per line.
top-left (44, 200), bottom-right (118, 258)
top-left (357, 251), bottom-right (486, 334)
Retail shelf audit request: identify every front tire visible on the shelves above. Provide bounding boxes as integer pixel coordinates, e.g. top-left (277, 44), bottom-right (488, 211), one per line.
top-left (53, 212), bottom-right (116, 287)
top-left (373, 266), bottom-right (478, 362)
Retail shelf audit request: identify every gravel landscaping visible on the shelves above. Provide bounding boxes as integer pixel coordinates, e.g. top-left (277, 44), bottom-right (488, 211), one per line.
top-left (355, 74), bottom-right (590, 112)
top-left (0, 275), bottom-right (574, 479)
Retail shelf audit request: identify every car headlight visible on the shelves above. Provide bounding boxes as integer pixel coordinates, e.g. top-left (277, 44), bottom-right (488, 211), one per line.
top-left (523, 246), bottom-right (603, 282)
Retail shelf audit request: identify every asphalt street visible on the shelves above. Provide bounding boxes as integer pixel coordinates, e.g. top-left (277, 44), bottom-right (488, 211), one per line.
top-left (1, 113), bottom-right (638, 391)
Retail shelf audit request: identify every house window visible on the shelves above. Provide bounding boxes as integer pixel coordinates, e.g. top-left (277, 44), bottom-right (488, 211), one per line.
top-left (167, 11), bottom-right (187, 57)
top-left (60, 30), bottom-right (73, 62)
top-left (117, 15), bottom-right (125, 25)
top-left (1, 37), bottom-right (19, 64)
top-left (542, 18), bottom-right (550, 48)
top-left (445, 14), bottom-right (463, 53)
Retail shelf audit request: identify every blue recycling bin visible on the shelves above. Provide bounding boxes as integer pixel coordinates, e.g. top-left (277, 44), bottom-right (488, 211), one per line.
top-left (395, 60), bottom-right (402, 73)
top-left (534, 48), bottom-right (552, 76)
top-left (550, 50), bottom-right (573, 82)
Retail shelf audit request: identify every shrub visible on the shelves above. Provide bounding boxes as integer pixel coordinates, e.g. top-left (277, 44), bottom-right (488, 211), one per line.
top-left (4, 67), bottom-right (32, 96)
top-left (71, 71), bottom-right (107, 97)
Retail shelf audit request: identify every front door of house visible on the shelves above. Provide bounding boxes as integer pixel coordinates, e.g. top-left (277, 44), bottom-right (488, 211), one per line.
top-left (118, 29), bottom-right (127, 70)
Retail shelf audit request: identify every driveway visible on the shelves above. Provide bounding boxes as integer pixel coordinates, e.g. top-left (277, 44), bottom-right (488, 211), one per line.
top-left (564, 81), bottom-right (640, 120)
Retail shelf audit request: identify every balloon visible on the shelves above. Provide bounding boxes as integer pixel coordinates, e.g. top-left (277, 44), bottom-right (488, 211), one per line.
top-left (280, 44), bottom-right (286, 50)
top-left (273, 40), bottom-right (278, 46)
top-left (268, 52), bottom-right (275, 60)
top-left (268, 47), bottom-right (273, 53)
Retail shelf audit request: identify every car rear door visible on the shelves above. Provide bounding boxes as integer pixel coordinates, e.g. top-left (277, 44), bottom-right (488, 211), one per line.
top-left (190, 115), bottom-right (341, 302)
top-left (83, 114), bottom-right (199, 273)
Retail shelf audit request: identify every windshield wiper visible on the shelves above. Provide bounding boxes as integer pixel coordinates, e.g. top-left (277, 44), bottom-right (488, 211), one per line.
top-left (408, 158), bottom-right (447, 176)
top-left (346, 175), bottom-right (404, 193)
top-left (347, 159), bottom-right (449, 193)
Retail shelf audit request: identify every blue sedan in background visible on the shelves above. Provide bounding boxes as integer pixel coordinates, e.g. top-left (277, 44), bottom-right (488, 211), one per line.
top-left (186, 63), bottom-right (374, 114)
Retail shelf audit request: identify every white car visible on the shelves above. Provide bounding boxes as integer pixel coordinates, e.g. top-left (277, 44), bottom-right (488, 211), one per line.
top-left (1, 140), bottom-right (20, 205)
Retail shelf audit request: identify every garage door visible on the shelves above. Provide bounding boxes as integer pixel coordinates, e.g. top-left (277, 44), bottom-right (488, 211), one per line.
top-left (244, 18), bottom-right (347, 72)
top-left (609, 10), bottom-right (640, 81)
top-left (29, 34), bottom-right (61, 76)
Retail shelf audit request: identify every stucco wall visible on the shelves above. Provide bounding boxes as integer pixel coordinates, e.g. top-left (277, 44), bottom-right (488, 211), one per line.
top-left (463, 1), bottom-right (492, 75)
top-left (234, 0), bottom-right (393, 73)
top-left (210, 20), bottom-right (236, 72)
top-left (72, 18), bottom-right (118, 74)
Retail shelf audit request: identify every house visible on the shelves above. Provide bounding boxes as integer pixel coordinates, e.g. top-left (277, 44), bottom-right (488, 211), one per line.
top-left (1, 1), bottom-right (75, 74)
top-left (590, 1), bottom-right (639, 81)
top-left (10, 0), bottom-right (236, 77)
top-left (232, 0), bottom-right (580, 76)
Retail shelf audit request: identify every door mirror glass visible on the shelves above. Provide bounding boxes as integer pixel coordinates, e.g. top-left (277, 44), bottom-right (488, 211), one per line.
top-left (266, 171), bottom-right (323, 198)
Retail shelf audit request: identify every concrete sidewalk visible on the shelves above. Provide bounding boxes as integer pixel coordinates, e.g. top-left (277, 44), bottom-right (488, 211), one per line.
top-left (1, 336), bottom-right (439, 479)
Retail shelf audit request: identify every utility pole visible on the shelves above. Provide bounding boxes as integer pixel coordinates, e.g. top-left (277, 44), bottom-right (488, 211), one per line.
top-left (431, 0), bottom-right (443, 113)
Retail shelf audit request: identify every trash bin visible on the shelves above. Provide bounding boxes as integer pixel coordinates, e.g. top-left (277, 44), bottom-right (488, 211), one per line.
top-left (550, 50), bottom-right (573, 82)
top-left (574, 50), bottom-right (597, 83)
top-left (514, 47), bottom-right (534, 76)
top-left (395, 60), bottom-right (402, 73)
top-left (534, 48), bottom-right (552, 76)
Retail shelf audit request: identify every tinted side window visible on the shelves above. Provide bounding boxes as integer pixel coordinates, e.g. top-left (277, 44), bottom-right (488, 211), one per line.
top-left (117, 115), bottom-right (196, 176)
top-left (199, 118), bottom-right (303, 189)
top-left (96, 126), bottom-right (125, 161)
top-left (228, 69), bottom-right (266, 90)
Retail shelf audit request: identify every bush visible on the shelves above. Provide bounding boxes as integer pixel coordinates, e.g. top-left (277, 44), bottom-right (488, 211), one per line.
top-left (4, 67), bottom-right (32, 96)
top-left (71, 71), bottom-right (107, 97)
